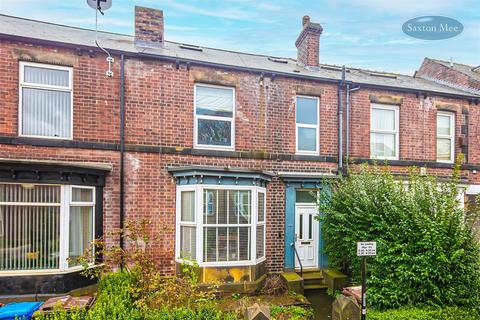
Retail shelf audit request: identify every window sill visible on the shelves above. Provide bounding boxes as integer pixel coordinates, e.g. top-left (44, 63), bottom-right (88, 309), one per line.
top-left (176, 259), bottom-right (262, 268)
top-left (296, 151), bottom-right (320, 156)
top-left (0, 263), bottom-right (98, 276)
top-left (19, 134), bottom-right (73, 141)
top-left (436, 160), bottom-right (454, 164)
top-left (194, 145), bottom-right (235, 152)
top-left (370, 156), bottom-right (399, 161)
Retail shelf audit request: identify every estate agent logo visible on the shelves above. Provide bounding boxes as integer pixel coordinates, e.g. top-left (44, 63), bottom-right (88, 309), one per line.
top-left (402, 16), bottom-right (463, 40)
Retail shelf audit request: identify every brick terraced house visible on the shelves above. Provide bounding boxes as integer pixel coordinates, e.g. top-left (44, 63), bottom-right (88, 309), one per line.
top-left (416, 57), bottom-right (480, 96)
top-left (0, 6), bottom-right (479, 295)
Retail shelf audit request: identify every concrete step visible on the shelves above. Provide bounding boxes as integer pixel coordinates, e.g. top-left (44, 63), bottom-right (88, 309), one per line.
top-left (300, 270), bottom-right (324, 286)
top-left (301, 271), bottom-right (323, 280)
top-left (304, 283), bottom-right (328, 290)
top-left (304, 278), bottom-right (323, 286)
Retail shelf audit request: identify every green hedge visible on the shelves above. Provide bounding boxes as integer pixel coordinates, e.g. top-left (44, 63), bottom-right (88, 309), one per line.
top-left (320, 164), bottom-right (480, 310)
top-left (369, 307), bottom-right (480, 320)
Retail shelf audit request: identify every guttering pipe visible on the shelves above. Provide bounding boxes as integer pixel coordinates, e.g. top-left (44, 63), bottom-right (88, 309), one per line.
top-left (345, 82), bottom-right (350, 170)
top-left (345, 85), bottom-right (361, 171)
top-left (119, 54), bottom-right (125, 256)
top-left (338, 66), bottom-right (345, 174)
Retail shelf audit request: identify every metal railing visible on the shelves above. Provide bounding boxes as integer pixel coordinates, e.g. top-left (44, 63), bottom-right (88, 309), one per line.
top-left (291, 242), bottom-right (303, 277)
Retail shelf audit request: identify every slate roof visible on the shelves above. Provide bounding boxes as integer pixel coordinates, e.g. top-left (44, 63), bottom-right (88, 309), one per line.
top-left (0, 14), bottom-right (478, 98)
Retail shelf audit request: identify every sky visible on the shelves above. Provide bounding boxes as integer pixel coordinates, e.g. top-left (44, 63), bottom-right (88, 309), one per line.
top-left (1, 0), bottom-right (479, 75)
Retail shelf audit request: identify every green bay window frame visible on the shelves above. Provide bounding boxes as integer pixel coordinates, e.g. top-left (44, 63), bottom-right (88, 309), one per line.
top-left (175, 184), bottom-right (266, 267)
top-left (0, 183), bottom-right (95, 274)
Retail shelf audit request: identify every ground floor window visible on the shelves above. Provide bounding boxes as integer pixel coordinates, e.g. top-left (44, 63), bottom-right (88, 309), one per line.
top-left (0, 183), bottom-right (95, 272)
top-left (176, 185), bottom-right (266, 266)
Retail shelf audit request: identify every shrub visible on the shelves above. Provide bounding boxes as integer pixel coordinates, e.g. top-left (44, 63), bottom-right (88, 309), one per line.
top-left (37, 271), bottom-right (236, 320)
top-left (368, 306), bottom-right (480, 320)
top-left (38, 220), bottom-right (234, 320)
top-left (319, 163), bottom-right (480, 310)
top-left (270, 305), bottom-right (314, 320)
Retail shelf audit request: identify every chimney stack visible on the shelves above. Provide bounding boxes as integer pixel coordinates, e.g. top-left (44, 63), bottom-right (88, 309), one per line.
top-left (295, 15), bottom-right (323, 69)
top-left (135, 6), bottom-right (164, 48)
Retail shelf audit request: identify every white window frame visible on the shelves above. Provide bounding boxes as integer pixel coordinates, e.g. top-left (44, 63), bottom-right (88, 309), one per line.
top-left (177, 186), bottom-right (197, 261)
top-left (193, 83), bottom-right (235, 151)
top-left (370, 103), bottom-right (399, 160)
top-left (256, 189), bottom-right (266, 262)
top-left (0, 183), bottom-right (95, 275)
top-left (18, 61), bottom-right (74, 140)
top-left (295, 95), bottom-right (320, 155)
top-left (68, 185), bottom-right (96, 268)
top-left (175, 184), bottom-right (266, 267)
top-left (436, 111), bottom-right (455, 163)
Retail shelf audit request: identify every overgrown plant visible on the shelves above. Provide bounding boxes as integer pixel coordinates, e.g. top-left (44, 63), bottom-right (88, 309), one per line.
top-left (72, 220), bottom-right (218, 312)
top-left (318, 159), bottom-right (480, 310)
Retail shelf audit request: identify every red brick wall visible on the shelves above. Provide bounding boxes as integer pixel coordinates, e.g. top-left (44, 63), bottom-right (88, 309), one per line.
top-left (135, 6), bottom-right (164, 45)
top-left (0, 39), bottom-right (479, 276)
top-left (417, 59), bottom-right (480, 93)
top-left (349, 88), bottom-right (473, 163)
top-left (0, 40), bottom-right (121, 142)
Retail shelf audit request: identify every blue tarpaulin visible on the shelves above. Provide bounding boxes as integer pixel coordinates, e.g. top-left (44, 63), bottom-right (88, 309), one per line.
top-left (0, 302), bottom-right (43, 320)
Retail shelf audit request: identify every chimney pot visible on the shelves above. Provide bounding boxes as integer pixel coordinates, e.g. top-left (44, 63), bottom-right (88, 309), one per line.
top-left (135, 6), bottom-right (164, 48)
top-left (302, 15), bottom-right (310, 26)
top-left (295, 15), bottom-right (323, 69)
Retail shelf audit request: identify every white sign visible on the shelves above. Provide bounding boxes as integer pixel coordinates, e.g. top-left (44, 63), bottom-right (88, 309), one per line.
top-left (357, 241), bottom-right (377, 256)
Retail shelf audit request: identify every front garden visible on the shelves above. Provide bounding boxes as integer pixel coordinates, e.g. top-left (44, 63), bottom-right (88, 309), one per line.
top-left (36, 221), bottom-right (314, 320)
top-left (35, 161), bottom-right (480, 320)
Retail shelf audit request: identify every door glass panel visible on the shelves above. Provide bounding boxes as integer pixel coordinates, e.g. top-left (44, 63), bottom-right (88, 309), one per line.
top-left (308, 214), bottom-right (313, 240)
top-left (296, 190), bottom-right (316, 203)
top-left (299, 214), bottom-right (303, 240)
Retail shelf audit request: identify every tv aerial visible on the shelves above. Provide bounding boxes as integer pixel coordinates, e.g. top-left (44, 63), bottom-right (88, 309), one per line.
top-left (86, 0), bottom-right (114, 77)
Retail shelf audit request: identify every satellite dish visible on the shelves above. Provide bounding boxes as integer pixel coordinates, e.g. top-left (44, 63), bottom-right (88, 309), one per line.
top-left (87, 0), bottom-right (112, 11)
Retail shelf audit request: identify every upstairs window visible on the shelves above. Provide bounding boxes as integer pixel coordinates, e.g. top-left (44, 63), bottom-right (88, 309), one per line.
top-left (370, 104), bottom-right (399, 160)
top-left (19, 62), bottom-right (73, 139)
top-left (296, 96), bottom-right (319, 155)
top-left (437, 112), bottom-right (455, 163)
top-left (194, 84), bottom-right (235, 150)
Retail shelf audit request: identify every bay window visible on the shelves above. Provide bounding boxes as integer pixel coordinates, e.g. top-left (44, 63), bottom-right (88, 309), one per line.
top-left (436, 112), bottom-right (454, 163)
top-left (0, 183), bottom-right (95, 272)
top-left (19, 62), bottom-right (73, 139)
top-left (370, 104), bottom-right (399, 160)
top-left (176, 185), bottom-right (266, 266)
top-left (194, 84), bottom-right (235, 150)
